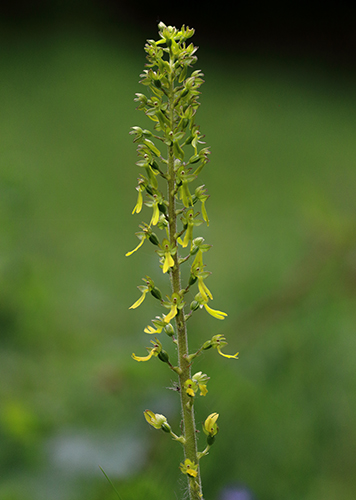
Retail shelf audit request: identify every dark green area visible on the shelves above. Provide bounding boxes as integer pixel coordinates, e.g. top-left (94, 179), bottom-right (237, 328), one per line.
top-left (1, 26), bottom-right (356, 500)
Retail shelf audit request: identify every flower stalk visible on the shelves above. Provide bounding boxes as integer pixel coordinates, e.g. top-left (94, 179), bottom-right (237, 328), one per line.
top-left (126, 22), bottom-right (238, 500)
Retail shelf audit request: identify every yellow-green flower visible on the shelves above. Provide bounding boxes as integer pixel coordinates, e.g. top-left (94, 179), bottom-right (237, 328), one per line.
top-left (145, 193), bottom-right (163, 226)
top-left (144, 320), bottom-right (164, 335)
top-left (161, 293), bottom-right (183, 324)
top-left (184, 379), bottom-right (197, 397)
top-left (131, 185), bottom-right (144, 214)
top-left (203, 412), bottom-right (219, 437)
top-left (195, 185), bottom-right (210, 226)
top-left (144, 410), bottom-right (168, 430)
top-left (205, 334), bottom-right (239, 359)
top-left (184, 371), bottom-right (209, 397)
top-left (129, 277), bottom-right (162, 309)
top-left (179, 458), bottom-right (198, 478)
top-left (129, 288), bottom-right (149, 309)
top-left (132, 338), bottom-right (162, 362)
top-left (126, 224), bottom-right (158, 257)
top-left (156, 239), bottom-right (176, 274)
top-left (125, 235), bottom-right (146, 257)
top-left (163, 251), bottom-right (175, 273)
top-left (192, 371), bottom-right (209, 396)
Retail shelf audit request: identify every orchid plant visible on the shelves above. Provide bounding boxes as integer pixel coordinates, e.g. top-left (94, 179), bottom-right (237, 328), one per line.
top-left (126, 22), bottom-right (238, 500)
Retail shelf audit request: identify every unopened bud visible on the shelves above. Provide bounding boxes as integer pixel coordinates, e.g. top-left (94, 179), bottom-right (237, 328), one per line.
top-left (164, 323), bottom-right (175, 337)
top-left (202, 340), bottom-right (212, 350)
top-left (190, 300), bottom-right (199, 311)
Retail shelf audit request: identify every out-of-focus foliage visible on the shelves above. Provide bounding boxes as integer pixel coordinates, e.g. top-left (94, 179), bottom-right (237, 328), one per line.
top-left (1, 26), bottom-right (356, 500)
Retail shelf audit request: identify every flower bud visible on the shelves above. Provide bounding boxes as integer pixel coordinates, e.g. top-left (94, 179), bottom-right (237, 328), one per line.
top-left (190, 300), bottom-right (199, 311)
top-left (164, 323), bottom-right (175, 337)
top-left (202, 340), bottom-right (212, 350)
top-left (203, 412), bottom-right (219, 437)
top-left (144, 410), bottom-right (168, 430)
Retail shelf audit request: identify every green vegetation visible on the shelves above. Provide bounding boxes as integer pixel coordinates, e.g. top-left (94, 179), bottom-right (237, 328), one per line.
top-left (1, 27), bottom-right (356, 500)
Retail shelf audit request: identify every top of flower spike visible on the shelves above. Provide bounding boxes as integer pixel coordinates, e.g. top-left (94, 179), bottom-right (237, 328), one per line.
top-left (156, 22), bottom-right (195, 44)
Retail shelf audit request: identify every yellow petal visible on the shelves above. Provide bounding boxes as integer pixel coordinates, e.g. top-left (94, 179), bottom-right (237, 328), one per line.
top-left (182, 224), bottom-right (193, 248)
top-left (201, 200), bottom-right (209, 226)
top-left (129, 290), bottom-right (148, 309)
top-left (163, 252), bottom-right (174, 273)
top-left (144, 324), bottom-right (164, 334)
top-left (144, 325), bottom-right (157, 334)
top-left (132, 190), bottom-right (143, 214)
top-left (203, 303), bottom-right (227, 320)
top-left (164, 304), bottom-right (177, 323)
top-left (131, 349), bottom-right (155, 362)
top-left (198, 277), bottom-right (213, 301)
top-left (125, 237), bottom-right (145, 257)
top-left (199, 384), bottom-right (208, 396)
top-left (150, 203), bottom-right (160, 226)
top-left (217, 346), bottom-right (239, 359)
top-left (186, 387), bottom-right (195, 397)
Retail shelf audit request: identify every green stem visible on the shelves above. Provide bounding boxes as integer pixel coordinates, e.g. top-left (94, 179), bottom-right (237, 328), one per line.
top-left (167, 55), bottom-right (203, 500)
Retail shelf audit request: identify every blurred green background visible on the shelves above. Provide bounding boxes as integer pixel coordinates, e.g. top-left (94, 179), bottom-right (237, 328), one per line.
top-left (1, 5), bottom-right (356, 500)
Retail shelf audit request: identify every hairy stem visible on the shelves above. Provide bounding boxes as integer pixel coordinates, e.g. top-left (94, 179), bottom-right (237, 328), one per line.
top-left (167, 61), bottom-right (202, 500)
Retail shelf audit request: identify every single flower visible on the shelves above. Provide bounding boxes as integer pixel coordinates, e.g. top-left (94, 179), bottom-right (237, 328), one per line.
top-left (203, 412), bottom-right (219, 437)
top-left (192, 371), bottom-right (210, 396)
top-left (163, 250), bottom-right (175, 273)
top-left (129, 287), bottom-right (149, 309)
top-left (194, 185), bottom-right (210, 226)
top-left (129, 277), bottom-right (162, 309)
top-left (131, 338), bottom-right (162, 362)
top-left (125, 224), bottom-right (156, 257)
top-left (131, 185), bottom-right (144, 214)
top-left (144, 410), bottom-right (168, 430)
top-left (179, 458), bottom-right (198, 478)
top-left (125, 235), bottom-right (146, 257)
top-left (144, 316), bottom-right (167, 334)
top-left (156, 239), bottom-right (176, 274)
top-left (209, 334), bottom-right (239, 359)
